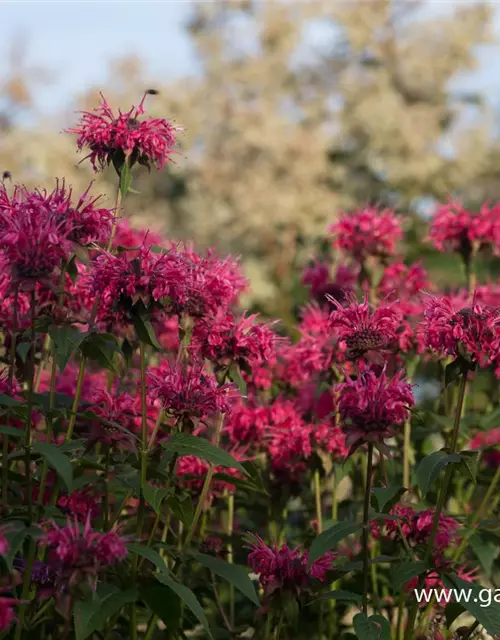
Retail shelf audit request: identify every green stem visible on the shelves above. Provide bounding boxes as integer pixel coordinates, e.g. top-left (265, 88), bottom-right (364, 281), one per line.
top-left (65, 358), bottom-right (86, 442)
top-left (143, 615), bottom-right (158, 640)
top-left (362, 443), bottom-right (374, 616)
top-left (454, 465), bottom-right (500, 561)
top-left (37, 355), bottom-right (57, 519)
top-left (3, 287), bottom-right (19, 512)
top-left (106, 181), bottom-right (123, 253)
top-left (183, 412), bottom-right (225, 550)
top-left (314, 469), bottom-right (323, 534)
top-left (227, 493), bottom-right (235, 627)
top-left (14, 538), bottom-right (36, 640)
top-left (405, 370), bottom-right (468, 640)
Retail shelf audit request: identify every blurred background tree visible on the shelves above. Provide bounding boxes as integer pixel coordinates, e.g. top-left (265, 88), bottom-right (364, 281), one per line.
top-left (0, 0), bottom-right (499, 313)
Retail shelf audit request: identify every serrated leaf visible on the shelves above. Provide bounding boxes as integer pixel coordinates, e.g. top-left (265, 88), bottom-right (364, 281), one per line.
top-left (391, 560), bottom-right (429, 590)
top-left (127, 543), bottom-right (168, 573)
top-left (458, 450), bottom-right (479, 484)
top-left (415, 450), bottom-right (461, 497)
top-left (315, 589), bottom-right (362, 604)
top-left (81, 333), bottom-right (122, 372)
top-left (143, 484), bottom-right (169, 514)
top-left (49, 326), bottom-right (87, 373)
top-left (228, 364), bottom-right (246, 396)
top-left (470, 534), bottom-right (497, 578)
top-left (132, 313), bottom-right (161, 350)
top-left (32, 442), bottom-right (73, 492)
top-left (371, 486), bottom-right (407, 513)
top-left (157, 573), bottom-right (213, 640)
top-left (161, 434), bottom-right (248, 475)
top-left (74, 587), bottom-right (138, 640)
top-left (166, 495), bottom-right (193, 528)
top-left (309, 521), bottom-right (361, 566)
top-left (195, 553), bottom-right (259, 606)
top-left (353, 612), bottom-right (390, 640)
top-left (443, 574), bottom-right (500, 634)
top-left (139, 580), bottom-right (182, 629)
top-left (119, 163), bottom-right (133, 198)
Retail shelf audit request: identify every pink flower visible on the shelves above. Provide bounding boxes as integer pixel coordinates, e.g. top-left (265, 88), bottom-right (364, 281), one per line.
top-left (177, 455), bottom-right (242, 498)
top-left (373, 505), bottom-right (460, 560)
top-left (0, 597), bottom-right (17, 631)
top-left (67, 91), bottom-right (181, 172)
top-left (225, 403), bottom-right (269, 447)
top-left (468, 428), bottom-right (500, 468)
top-left (247, 534), bottom-right (333, 599)
top-left (313, 424), bottom-right (349, 461)
top-left (57, 489), bottom-right (101, 522)
top-left (329, 294), bottom-right (401, 359)
top-left (428, 199), bottom-right (500, 255)
top-left (336, 367), bottom-right (414, 450)
top-left (0, 185), bottom-right (71, 283)
top-left (191, 312), bottom-right (278, 368)
top-left (330, 206), bottom-right (402, 261)
top-left (112, 218), bottom-right (166, 251)
top-left (147, 361), bottom-right (234, 417)
top-left (422, 293), bottom-right (500, 367)
top-left (86, 389), bottom-right (141, 449)
top-left (43, 517), bottom-right (127, 591)
top-left (405, 565), bottom-right (477, 608)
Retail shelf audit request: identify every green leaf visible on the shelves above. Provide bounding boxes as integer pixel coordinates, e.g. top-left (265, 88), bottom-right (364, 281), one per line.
top-left (353, 612), bottom-right (390, 640)
top-left (132, 314), bottom-right (161, 350)
top-left (157, 573), bottom-right (213, 640)
top-left (316, 589), bottom-right (362, 605)
top-left (391, 561), bottom-right (429, 591)
top-left (143, 484), bottom-right (169, 514)
top-left (195, 553), bottom-right (260, 606)
top-left (309, 521), bottom-right (361, 565)
top-left (458, 450), bottom-right (479, 484)
top-left (166, 495), bottom-right (193, 528)
top-left (0, 395), bottom-right (22, 408)
top-left (32, 442), bottom-right (73, 492)
top-left (371, 486), bottom-right (407, 513)
top-left (139, 580), bottom-right (182, 629)
top-left (228, 364), bottom-right (247, 396)
top-left (415, 450), bottom-right (461, 496)
top-left (49, 326), bottom-right (87, 373)
top-left (16, 342), bottom-right (30, 364)
top-left (443, 574), bottom-right (500, 634)
top-left (162, 434), bottom-right (249, 475)
top-left (81, 333), bottom-right (122, 372)
top-left (0, 426), bottom-right (23, 438)
top-left (74, 587), bottom-right (138, 640)
top-left (127, 543), bottom-right (168, 573)
top-left (445, 355), bottom-right (472, 387)
top-left (119, 163), bottom-right (133, 198)
top-left (3, 524), bottom-right (40, 571)
top-left (471, 534), bottom-right (497, 578)
top-left (445, 602), bottom-right (466, 628)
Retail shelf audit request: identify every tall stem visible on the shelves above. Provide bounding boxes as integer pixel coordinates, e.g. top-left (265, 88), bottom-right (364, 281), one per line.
top-left (15, 290), bottom-right (37, 640)
top-left (227, 493), bottom-right (235, 627)
top-left (3, 287), bottom-right (19, 511)
top-left (314, 469), bottom-right (323, 534)
top-left (183, 412), bottom-right (225, 549)
top-left (405, 371), bottom-right (468, 640)
top-left (106, 183), bottom-right (123, 253)
top-left (362, 443), bottom-right (374, 616)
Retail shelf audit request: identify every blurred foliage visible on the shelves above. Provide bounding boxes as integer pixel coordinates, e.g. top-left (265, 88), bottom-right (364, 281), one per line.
top-left (1, 0), bottom-right (500, 313)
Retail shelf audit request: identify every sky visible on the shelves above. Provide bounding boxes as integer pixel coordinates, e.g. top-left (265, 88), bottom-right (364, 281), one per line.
top-left (1, 0), bottom-right (500, 117)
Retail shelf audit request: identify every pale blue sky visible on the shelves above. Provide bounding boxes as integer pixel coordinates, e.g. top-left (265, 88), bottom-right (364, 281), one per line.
top-left (1, 0), bottom-right (500, 117)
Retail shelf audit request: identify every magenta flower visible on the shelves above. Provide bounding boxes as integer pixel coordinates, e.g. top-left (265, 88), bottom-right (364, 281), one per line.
top-left (422, 293), bottom-right (500, 367)
top-left (336, 367), bottom-right (414, 450)
top-left (373, 504), bottom-right (460, 560)
top-left (177, 454), bottom-right (243, 498)
top-left (427, 199), bottom-right (500, 256)
top-left (330, 206), bottom-right (402, 261)
top-left (468, 428), bottom-right (500, 468)
top-left (57, 489), bottom-right (101, 522)
top-left (44, 517), bottom-right (127, 590)
top-left (225, 403), bottom-right (269, 447)
top-left (0, 185), bottom-right (71, 283)
top-left (147, 361), bottom-right (234, 418)
top-left (328, 294), bottom-right (401, 360)
top-left (191, 312), bottom-right (278, 368)
top-left (67, 91), bottom-right (182, 172)
top-left (86, 389), bottom-right (141, 450)
top-left (247, 534), bottom-right (334, 599)
top-left (405, 565), bottom-right (477, 608)
top-left (0, 596), bottom-right (18, 632)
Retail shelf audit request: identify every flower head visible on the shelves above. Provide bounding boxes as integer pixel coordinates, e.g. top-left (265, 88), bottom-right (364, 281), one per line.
top-left (67, 91), bottom-right (181, 172)
top-left (468, 428), bottom-right (500, 468)
top-left (247, 534), bottom-right (333, 600)
top-left (330, 206), bottom-right (402, 261)
top-left (0, 596), bottom-right (17, 632)
top-left (329, 294), bottom-right (401, 360)
top-left (336, 367), bottom-right (414, 450)
top-left (147, 361), bottom-right (234, 418)
top-left (422, 293), bottom-right (500, 367)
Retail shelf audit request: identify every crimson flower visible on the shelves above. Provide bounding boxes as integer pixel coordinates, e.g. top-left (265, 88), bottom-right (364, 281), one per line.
top-left (247, 534), bottom-right (333, 600)
top-left (328, 294), bottom-right (401, 360)
top-left (43, 517), bottom-right (127, 591)
top-left (147, 361), bottom-right (234, 418)
top-left (422, 293), bottom-right (500, 367)
top-left (336, 367), bottom-right (414, 450)
top-left (468, 428), bottom-right (500, 468)
top-left (67, 91), bottom-right (181, 172)
top-left (330, 206), bottom-right (402, 261)
top-left (0, 596), bottom-right (18, 632)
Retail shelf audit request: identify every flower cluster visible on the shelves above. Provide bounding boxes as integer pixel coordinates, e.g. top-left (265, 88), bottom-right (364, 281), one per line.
top-left (67, 91), bottom-right (181, 171)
